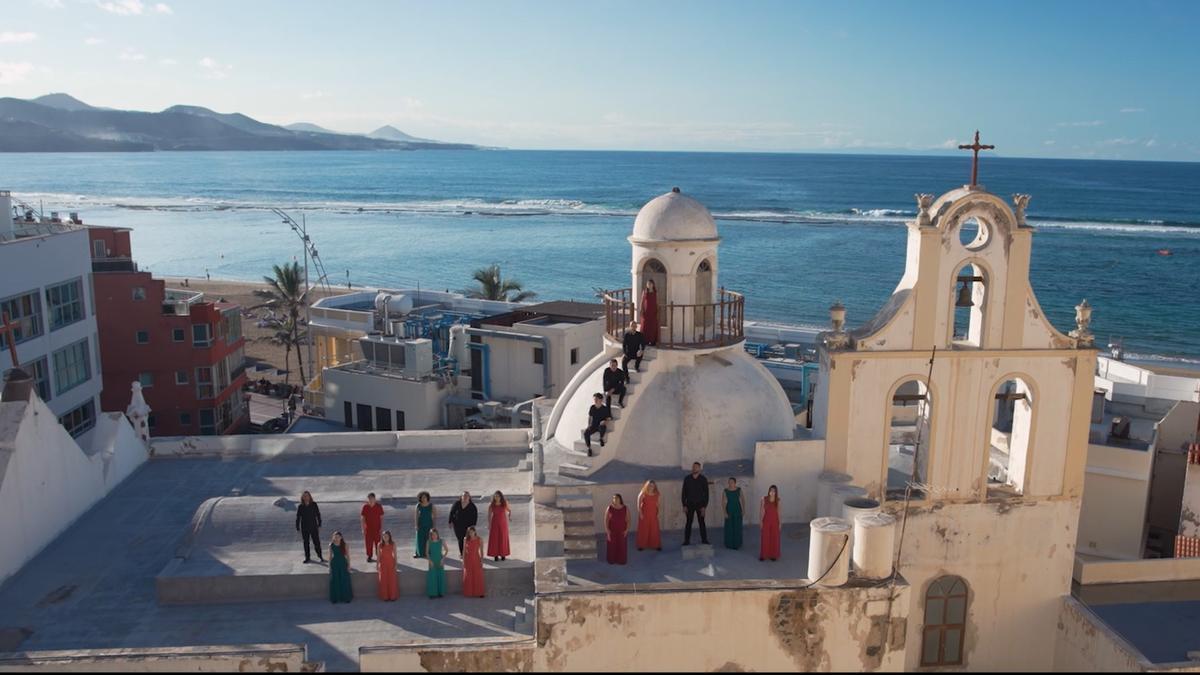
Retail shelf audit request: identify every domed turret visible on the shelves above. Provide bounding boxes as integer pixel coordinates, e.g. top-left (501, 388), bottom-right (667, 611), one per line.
top-left (630, 187), bottom-right (720, 243)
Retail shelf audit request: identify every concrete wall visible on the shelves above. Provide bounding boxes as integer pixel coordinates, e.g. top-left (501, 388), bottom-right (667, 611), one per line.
top-left (323, 366), bottom-right (447, 430)
top-left (360, 584), bottom-right (908, 672)
top-left (1055, 596), bottom-right (1146, 672)
top-left (1074, 556), bottom-right (1200, 585)
top-left (483, 319), bottom-right (603, 402)
top-left (0, 398), bottom-right (147, 584)
top-left (1080, 443), bottom-right (1153, 559)
top-left (0, 644), bottom-right (310, 672)
top-left (754, 439), bottom-right (826, 523)
top-left (1099, 357), bottom-right (1200, 405)
top-left (149, 428), bottom-right (530, 457)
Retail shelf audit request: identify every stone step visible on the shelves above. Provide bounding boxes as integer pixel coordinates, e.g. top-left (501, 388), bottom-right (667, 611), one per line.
top-left (559, 462), bottom-right (591, 477)
top-left (564, 549), bottom-right (597, 560)
top-left (564, 538), bottom-right (598, 553)
top-left (562, 509), bottom-right (594, 526)
top-left (570, 441), bottom-right (596, 457)
top-left (557, 485), bottom-right (591, 497)
top-left (564, 522), bottom-right (594, 538)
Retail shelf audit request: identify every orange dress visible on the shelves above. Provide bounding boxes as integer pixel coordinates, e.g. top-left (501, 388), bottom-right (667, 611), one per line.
top-left (377, 542), bottom-right (399, 600)
top-left (462, 537), bottom-right (486, 598)
top-left (636, 492), bottom-right (661, 550)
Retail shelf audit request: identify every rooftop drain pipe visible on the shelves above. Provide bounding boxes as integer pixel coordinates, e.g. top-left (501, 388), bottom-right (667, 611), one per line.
top-left (464, 327), bottom-right (552, 396)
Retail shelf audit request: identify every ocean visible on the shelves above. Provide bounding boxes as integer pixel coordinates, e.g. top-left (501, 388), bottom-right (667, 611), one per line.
top-left (2, 150), bottom-right (1198, 362)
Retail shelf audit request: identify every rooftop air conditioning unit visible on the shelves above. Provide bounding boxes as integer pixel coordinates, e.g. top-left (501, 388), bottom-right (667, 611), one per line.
top-left (1110, 416), bottom-right (1131, 440)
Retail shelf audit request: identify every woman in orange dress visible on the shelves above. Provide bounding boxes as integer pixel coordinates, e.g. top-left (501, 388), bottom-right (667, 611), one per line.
top-left (760, 485), bottom-right (782, 562)
top-left (640, 279), bottom-right (659, 346)
top-left (461, 526), bottom-right (486, 598)
top-left (487, 491), bottom-right (511, 562)
top-left (376, 530), bottom-right (399, 601)
top-left (636, 480), bottom-right (662, 551)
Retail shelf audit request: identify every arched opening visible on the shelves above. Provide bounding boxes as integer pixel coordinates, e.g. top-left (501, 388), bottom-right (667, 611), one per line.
top-left (959, 217), bottom-right (988, 249)
top-left (951, 262), bottom-right (987, 347)
top-left (694, 258), bottom-right (713, 332)
top-left (988, 377), bottom-right (1034, 493)
top-left (921, 576), bottom-right (968, 667)
top-left (640, 258), bottom-right (667, 342)
top-left (887, 379), bottom-right (932, 500)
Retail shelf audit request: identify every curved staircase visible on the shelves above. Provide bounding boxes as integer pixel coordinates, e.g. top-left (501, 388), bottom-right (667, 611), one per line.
top-left (557, 348), bottom-right (656, 478)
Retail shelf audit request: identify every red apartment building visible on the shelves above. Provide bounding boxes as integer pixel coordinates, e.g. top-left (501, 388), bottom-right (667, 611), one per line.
top-left (89, 226), bottom-right (248, 436)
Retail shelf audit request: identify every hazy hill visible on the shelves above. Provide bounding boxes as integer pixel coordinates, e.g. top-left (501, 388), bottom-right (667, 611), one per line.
top-left (369, 125), bottom-right (437, 143)
top-left (0, 94), bottom-right (482, 152)
top-left (285, 122), bottom-right (340, 134)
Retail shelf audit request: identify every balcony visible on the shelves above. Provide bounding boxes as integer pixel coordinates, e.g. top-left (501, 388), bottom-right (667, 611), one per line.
top-left (602, 287), bottom-right (745, 349)
top-left (91, 257), bottom-right (138, 273)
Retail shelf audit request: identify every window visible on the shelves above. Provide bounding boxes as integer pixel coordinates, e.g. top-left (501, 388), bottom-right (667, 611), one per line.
top-left (198, 408), bottom-right (215, 435)
top-left (59, 399), bottom-right (96, 438)
top-left (570, 347), bottom-right (579, 365)
top-left (343, 401), bottom-right (353, 428)
top-left (136, 330), bottom-right (150, 344)
top-left (988, 378), bottom-right (1034, 493)
top-left (225, 312), bottom-right (243, 343)
top-left (179, 411), bottom-right (192, 426)
top-left (175, 370), bottom-right (189, 385)
top-left (132, 287), bottom-right (146, 301)
top-left (921, 576), bottom-right (968, 667)
top-left (533, 347), bottom-right (544, 365)
top-left (395, 410), bottom-right (406, 431)
top-left (138, 372), bottom-right (154, 388)
top-left (375, 406), bottom-right (392, 431)
top-left (356, 403), bottom-right (373, 431)
top-left (195, 367), bottom-right (214, 399)
top-left (93, 239), bottom-right (107, 258)
top-left (22, 356), bottom-right (51, 402)
top-left (192, 323), bottom-right (211, 347)
top-left (147, 413), bottom-right (157, 431)
top-left (0, 290), bottom-right (43, 349)
top-left (172, 328), bottom-right (185, 342)
top-left (45, 279), bottom-right (85, 330)
top-left (52, 339), bottom-right (92, 395)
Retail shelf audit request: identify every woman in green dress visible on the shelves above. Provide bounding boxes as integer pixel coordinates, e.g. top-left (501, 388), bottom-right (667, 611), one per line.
top-left (328, 531), bottom-right (354, 603)
top-left (722, 478), bottom-right (745, 550)
top-left (414, 491), bottom-right (435, 559)
top-left (425, 528), bottom-right (449, 598)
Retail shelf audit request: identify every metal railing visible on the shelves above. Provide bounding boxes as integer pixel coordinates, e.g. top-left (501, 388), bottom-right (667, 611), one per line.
top-left (602, 287), bottom-right (745, 349)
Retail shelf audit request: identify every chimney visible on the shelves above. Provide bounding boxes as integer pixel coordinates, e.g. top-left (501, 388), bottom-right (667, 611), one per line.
top-left (0, 190), bottom-right (13, 235)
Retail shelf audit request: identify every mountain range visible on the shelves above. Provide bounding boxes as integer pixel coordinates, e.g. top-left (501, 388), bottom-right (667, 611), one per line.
top-left (0, 94), bottom-right (481, 152)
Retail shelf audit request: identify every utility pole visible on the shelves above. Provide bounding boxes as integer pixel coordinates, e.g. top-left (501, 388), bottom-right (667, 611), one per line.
top-left (302, 213), bottom-right (314, 393)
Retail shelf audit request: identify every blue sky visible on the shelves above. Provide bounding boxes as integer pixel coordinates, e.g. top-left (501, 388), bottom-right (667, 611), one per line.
top-left (3, 0), bottom-right (1198, 159)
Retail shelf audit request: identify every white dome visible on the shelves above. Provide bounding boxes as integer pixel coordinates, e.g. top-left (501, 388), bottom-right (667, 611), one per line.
top-left (631, 188), bottom-right (719, 242)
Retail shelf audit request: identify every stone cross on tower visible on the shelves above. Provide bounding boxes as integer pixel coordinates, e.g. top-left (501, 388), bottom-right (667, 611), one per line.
top-left (126, 381), bottom-right (153, 448)
top-left (958, 130), bottom-right (995, 187)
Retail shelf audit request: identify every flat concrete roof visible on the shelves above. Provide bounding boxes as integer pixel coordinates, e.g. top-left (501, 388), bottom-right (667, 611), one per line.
top-left (0, 451), bottom-right (534, 672)
top-left (1090, 600), bottom-right (1200, 664)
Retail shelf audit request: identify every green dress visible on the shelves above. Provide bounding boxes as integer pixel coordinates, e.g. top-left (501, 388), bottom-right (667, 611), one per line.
top-left (415, 503), bottom-right (433, 558)
top-left (723, 488), bottom-right (743, 550)
top-left (329, 544), bottom-right (353, 603)
top-left (426, 540), bottom-right (446, 597)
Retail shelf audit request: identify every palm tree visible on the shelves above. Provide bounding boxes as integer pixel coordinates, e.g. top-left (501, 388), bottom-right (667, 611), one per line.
top-left (267, 319), bottom-right (295, 390)
top-left (254, 262), bottom-right (309, 386)
top-left (464, 264), bottom-right (537, 302)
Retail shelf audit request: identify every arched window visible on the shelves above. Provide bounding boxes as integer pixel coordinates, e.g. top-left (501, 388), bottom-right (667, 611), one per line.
top-left (921, 575), bottom-right (968, 666)
top-left (951, 262), bottom-right (987, 348)
top-left (887, 379), bottom-right (931, 500)
top-left (694, 259), bottom-right (714, 331)
top-left (988, 378), bottom-right (1034, 493)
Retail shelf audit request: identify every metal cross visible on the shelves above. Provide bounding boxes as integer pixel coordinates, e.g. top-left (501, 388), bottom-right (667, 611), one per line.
top-left (0, 311), bottom-right (20, 366)
top-left (958, 130), bottom-right (995, 187)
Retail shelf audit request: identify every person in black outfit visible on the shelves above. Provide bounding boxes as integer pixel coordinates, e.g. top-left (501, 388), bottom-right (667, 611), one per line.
top-left (583, 393), bottom-right (612, 457)
top-left (681, 463), bottom-right (710, 545)
top-left (602, 358), bottom-right (627, 407)
top-left (448, 491), bottom-right (478, 555)
top-left (622, 321), bottom-right (646, 374)
top-left (296, 490), bottom-right (324, 563)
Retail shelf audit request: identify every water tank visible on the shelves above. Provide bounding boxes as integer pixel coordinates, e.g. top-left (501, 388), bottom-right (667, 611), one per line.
top-left (816, 471), bottom-right (852, 518)
top-left (852, 512), bottom-right (897, 580)
top-left (827, 484), bottom-right (867, 522)
top-left (807, 517), bottom-right (851, 587)
top-left (375, 292), bottom-right (414, 317)
top-left (840, 497), bottom-right (881, 556)
top-left (448, 324), bottom-right (469, 368)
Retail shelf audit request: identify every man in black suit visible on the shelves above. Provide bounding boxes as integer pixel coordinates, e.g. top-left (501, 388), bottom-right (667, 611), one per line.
top-left (583, 393), bottom-right (612, 457)
top-left (681, 462), bottom-right (710, 545)
top-left (603, 358), bottom-right (627, 408)
top-left (622, 321), bottom-right (646, 374)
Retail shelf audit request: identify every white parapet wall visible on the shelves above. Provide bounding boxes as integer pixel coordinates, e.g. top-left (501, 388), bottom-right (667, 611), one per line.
top-left (0, 397), bottom-right (148, 585)
top-left (149, 428), bottom-right (532, 458)
top-left (0, 644), bottom-right (310, 672)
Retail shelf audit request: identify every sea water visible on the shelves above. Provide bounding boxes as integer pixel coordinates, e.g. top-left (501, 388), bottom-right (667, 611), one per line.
top-left (1, 150), bottom-right (1198, 361)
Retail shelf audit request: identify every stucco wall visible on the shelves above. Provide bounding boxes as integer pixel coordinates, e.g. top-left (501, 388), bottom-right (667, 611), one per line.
top-left (1080, 443), bottom-right (1153, 559)
top-left (149, 427), bottom-right (531, 457)
top-left (0, 398), bottom-right (147, 584)
top-left (1055, 596), bottom-right (1146, 672)
top-left (323, 366), bottom-right (446, 430)
top-left (0, 644), bottom-right (310, 672)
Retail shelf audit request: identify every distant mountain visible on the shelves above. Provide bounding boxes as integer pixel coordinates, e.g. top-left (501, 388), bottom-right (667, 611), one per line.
top-left (0, 94), bottom-right (483, 152)
top-left (369, 125), bottom-right (437, 143)
top-left (285, 122), bottom-right (341, 134)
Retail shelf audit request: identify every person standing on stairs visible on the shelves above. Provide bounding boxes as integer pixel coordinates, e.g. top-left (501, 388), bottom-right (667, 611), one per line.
top-left (622, 321), bottom-right (646, 374)
top-left (603, 359), bottom-right (627, 408)
top-left (583, 393), bottom-right (612, 457)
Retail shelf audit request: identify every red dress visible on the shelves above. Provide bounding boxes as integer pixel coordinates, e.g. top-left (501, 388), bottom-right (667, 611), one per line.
top-left (606, 505), bottom-right (628, 564)
top-left (760, 498), bottom-right (781, 561)
top-left (361, 502), bottom-right (384, 558)
top-left (462, 537), bottom-right (486, 597)
top-left (377, 542), bottom-right (399, 600)
top-left (640, 288), bottom-right (659, 345)
top-left (636, 493), bottom-right (661, 550)
top-left (487, 504), bottom-right (511, 558)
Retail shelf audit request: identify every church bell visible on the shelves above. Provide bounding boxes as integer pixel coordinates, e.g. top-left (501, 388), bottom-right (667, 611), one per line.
top-left (955, 279), bottom-right (974, 308)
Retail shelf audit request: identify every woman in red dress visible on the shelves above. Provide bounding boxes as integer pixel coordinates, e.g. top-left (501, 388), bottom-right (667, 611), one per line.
top-left (487, 491), bottom-right (511, 562)
top-left (760, 485), bottom-right (782, 561)
top-left (636, 480), bottom-right (662, 551)
top-left (461, 526), bottom-right (486, 598)
top-left (605, 494), bottom-right (630, 565)
top-left (376, 530), bottom-right (399, 601)
top-left (640, 280), bottom-right (659, 346)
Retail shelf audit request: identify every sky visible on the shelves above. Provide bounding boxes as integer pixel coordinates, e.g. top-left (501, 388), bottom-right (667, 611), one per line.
top-left (2, 0), bottom-right (1198, 160)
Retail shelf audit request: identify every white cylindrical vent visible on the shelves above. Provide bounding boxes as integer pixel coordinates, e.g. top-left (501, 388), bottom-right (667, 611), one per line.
top-left (816, 471), bottom-right (852, 518)
top-left (807, 517), bottom-right (851, 587)
top-left (827, 484), bottom-right (867, 521)
top-left (841, 497), bottom-right (881, 560)
top-left (852, 512), bottom-right (897, 580)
